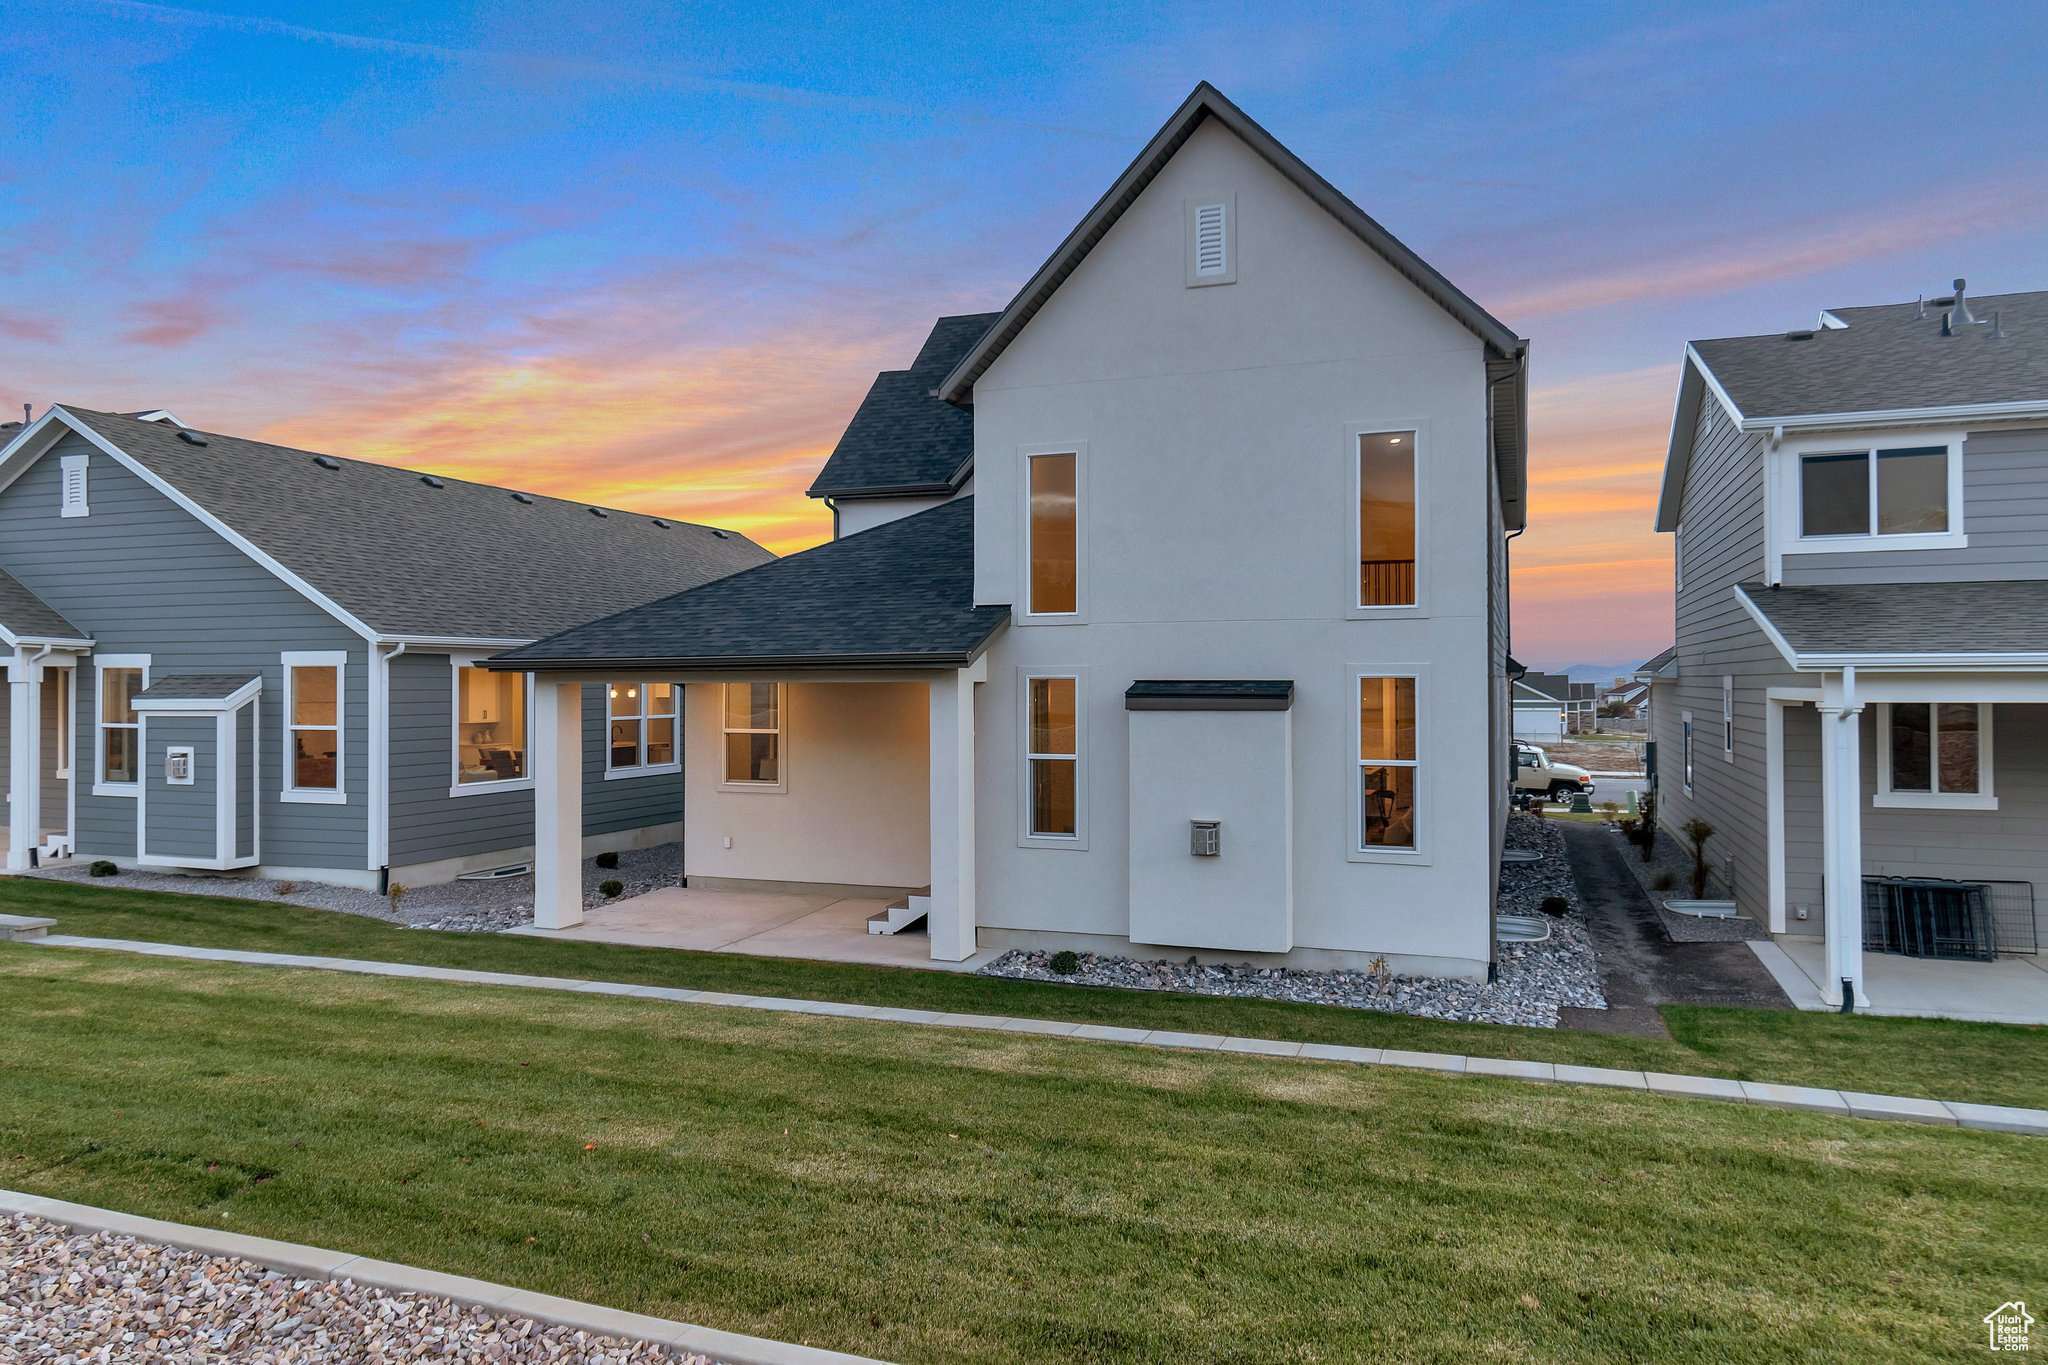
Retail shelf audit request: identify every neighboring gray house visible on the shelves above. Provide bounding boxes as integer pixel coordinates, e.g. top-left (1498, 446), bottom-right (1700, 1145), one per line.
top-left (1649, 282), bottom-right (2048, 1007)
top-left (1512, 670), bottom-right (1595, 738)
top-left (0, 407), bottom-right (769, 887)
top-left (490, 83), bottom-right (1532, 981)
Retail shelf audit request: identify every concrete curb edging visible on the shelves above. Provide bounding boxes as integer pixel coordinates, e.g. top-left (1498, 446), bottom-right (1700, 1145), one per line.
top-left (22, 934), bottom-right (2048, 1137)
top-left (0, 1188), bottom-right (892, 1365)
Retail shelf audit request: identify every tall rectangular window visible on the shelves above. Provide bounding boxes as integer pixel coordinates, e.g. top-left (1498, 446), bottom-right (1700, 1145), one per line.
top-left (1358, 432), bottom-right (1417, 607)
top-left (284, 659), bottom-right (342, 795)
top-left (608, 681), bottom-right (678, 773)
top-left (1722, 676), bottom-right (1735, 756)
top-left (98, 664), bottom-right (143, 786)
top-left (1681, 714), bottom-right (1695, 795)
top-left (1026, 676), bottom-right (1078, 837)
top-left (722, 683), bottom-right (781, 785)
top-left (1028, 451), bottom-right (1078, 615)
top-left (454, 664), bottom-right (528, 788)
top-left (1358, 676), bottom-right (1417, 849)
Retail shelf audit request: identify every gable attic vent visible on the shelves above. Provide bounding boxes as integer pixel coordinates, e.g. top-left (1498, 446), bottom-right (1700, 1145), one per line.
top-left (59, 452), bottom-right (88, 518)
top-left (511, 491), bottom-right (534, 504)
top-left (420, 475), bottom-right (444, 488)
top-left (313, 455), bottom-right (341, 470)
top-left (1195, 202), bottom-right (1228, 276)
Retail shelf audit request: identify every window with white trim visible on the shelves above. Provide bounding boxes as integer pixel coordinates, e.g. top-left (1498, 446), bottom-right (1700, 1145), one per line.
top-left (96, 657), bottom-right (147, 790)
top-left (1025, 675), bottom-right (1078, 838)
top-left (1358, 676), bottom-right (1418, 850)
top-left (1357, 431), bottom-right (1417, 608)
top-left (60, 453), bottom-right (89, 517)
top-left (1878, 702), bottom-right (1995, 809)
top-left (1780, 433), bottom-right (1965, 557)
top-left (52, 668), bottom-right (73, 777)
top-left (721, 683), bottom-right (782, 786)
top-left (1680, 711), bottom-right (1695, 796)
top-left (282, 651), bottom-right (346, 802)
top-left (1026, 451), bottom-right (1079, 617)
top-left (608, 681), bottom-right (678, 774)
top-left (1722, 676), bottom-right (1735, 758)
top-left (452, 661), bottom-right (530, 791)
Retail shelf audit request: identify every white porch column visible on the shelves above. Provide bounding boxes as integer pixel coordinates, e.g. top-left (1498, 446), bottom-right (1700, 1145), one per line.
top-left (1817, 684), bottom-right (1867, 1008)
top-left (532, 677), bottom-right (583, 930)
top-left (6, 650), bottom-right (43, 872)
top-left (927, 663), bottom-right (983, 962)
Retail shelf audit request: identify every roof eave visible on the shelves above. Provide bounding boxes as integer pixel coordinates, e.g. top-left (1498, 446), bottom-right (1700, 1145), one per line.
top-left (1737, 397), bottom-right (2048, 432)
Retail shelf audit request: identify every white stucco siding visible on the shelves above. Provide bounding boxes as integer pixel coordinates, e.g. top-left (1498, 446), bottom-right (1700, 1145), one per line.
top-left (682, 680), bottom-right (929, 890)
top-left (966, 119), bottom-right (1498, 974)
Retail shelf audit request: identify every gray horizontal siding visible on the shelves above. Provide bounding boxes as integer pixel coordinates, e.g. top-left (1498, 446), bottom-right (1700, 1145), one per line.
top-left (0, 435), bottom-right (367, 866)
top-left (386, 656), bottom-right (682, 867)
top-left (1785, 426), bottom-right (2048, 584)
top-left (141, 715), bottom-right (216, 861)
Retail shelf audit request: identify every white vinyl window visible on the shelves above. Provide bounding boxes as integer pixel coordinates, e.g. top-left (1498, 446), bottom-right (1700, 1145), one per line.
top-left (607, 681), bottom-right (679, 777)
top-left (93, 654), bottom-right (149, 794)
top-left (281, 651), bottom-right (347, 803)
top-left (59, 452), bottom-right (89, 517)
top-left (52, 668), bottom-right (73, 777)
top-left (1025, 675), bottom-right (1080, 839)
top-left (1356, 430), bottom-right (1418, 608)
top-left (1358, 675), bottom-right (1419, 852)
top-left (721, 683), bottom-right (784, 789)
top-left (1722, 676), bottom-right (1735, 759)
top-left (1680, 711), bottom-right (1695, 796)
top-left (1778, 432), bottom-right (1966, 558)
top-left (451, 658), bottom-right (532, 795)
top-left (1877, 702), bottom-right (1996, 810)
top-left (1024, 449), bottom-right (1080, 619)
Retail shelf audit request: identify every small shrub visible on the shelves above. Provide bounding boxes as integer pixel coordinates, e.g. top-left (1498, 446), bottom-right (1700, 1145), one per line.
top-left (1539, 895), bottom-right (1569, 918)
top-left (1048, 949), bottom-right (1080, 975)
top-left (594, 850), bottom-right (620, 870)
top-left (1598, 802), bottom-right (1620, 819)
top-left (273, 880), bottom-right (298, 897)
top-left (1682, 817), bottom-right (1716, 899)
top-left (386, 882), bottom-right (407, 910)
top-left (1650, 869), bottom-right (1677, 891)
top-left (89, 859), bottom-right (119, 877)
top-left (599, 879), bottom-right (625, 898)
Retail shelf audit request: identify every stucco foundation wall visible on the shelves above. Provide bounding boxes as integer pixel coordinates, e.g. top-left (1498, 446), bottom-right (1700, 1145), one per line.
top-left (682, 680), bottom-right (929, 889)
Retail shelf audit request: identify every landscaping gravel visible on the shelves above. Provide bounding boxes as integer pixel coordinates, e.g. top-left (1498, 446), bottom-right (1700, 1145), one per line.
top-left (980, 815), bottom-right (1608, 1028)
top-left (24, 845), bottom-right (686, 933)
top-left (1610, 824), bottom-right (1767, 943)
top-left (1, 1213), bottom-right (705, 1363)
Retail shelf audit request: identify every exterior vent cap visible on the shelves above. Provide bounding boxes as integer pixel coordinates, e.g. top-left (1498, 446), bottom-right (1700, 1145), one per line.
top-left (511, 491), bottom-right (534, 504)
top-left (420, 475), bottom-right (444, 488)
top-left (589, 506), bottom-right (609, 518)
top-left (313, 455), bottom-right (341, 470)
top-left (1785, 330), bottom-right (1814, 341)
top-left (711, 529), bottom-right (730, 539)
top-left (176, 429), bottom-right (208, 446)
top-left (651, 517), bottom-right (669, 528)
top-left (1194, 202), bottom-right (1227, 275)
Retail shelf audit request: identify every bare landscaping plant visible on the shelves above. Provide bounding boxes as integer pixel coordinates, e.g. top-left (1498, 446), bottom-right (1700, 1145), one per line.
top-left (1682, 818), bottom-right (1716, 899)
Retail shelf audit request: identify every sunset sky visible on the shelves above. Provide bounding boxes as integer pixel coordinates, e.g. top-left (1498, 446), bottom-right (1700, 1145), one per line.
top-left (4, 2), bottom-right (2045, 670)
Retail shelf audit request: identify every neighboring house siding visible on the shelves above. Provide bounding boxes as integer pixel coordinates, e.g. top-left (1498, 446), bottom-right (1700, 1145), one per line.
top-left (1781, 427), bottom-right (2048, 585)
top-left (0, 434), bottom-right (367, 866)
top-left (386, 654), bottom-right (681, 869)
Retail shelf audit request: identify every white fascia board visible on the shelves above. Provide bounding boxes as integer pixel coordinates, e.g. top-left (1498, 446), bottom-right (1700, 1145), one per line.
top-left (1733, 585), bottom-right (1806, 669)
top-left (134, 678), bottom-right (263, 713)
top-left (1655, 350), bottom-right (1740, 533)
top-left (1739, 397), bottom-right (2048, 433)
top-left (1733, 584), bottom-right (2048, 671)
top-left (0, 410), bottom-right (75, 497)
top-left (376, 634), bottom-right (538, 650)
top-left (0, 625), bottom-right (94, 650)
top-left (44, 407), bottom-right (380, 643)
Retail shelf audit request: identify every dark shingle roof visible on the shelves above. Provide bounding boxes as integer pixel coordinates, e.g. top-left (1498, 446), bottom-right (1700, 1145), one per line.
top-left (0, 566), bottom-right (89, 644)
top-left (53, 408), bottom-right (774, 640)
top-left (1738, 581), bottom-right (2048, 661)
top-left (135, 674), bottom-right (260, 701)
top-left (1693, 289), bottom-right (2048, 421)
top-left (806, 314), bottom-right (999, 499)
top-left (496, 496), bottom-right (1009, 670)
top-left (1635, 647), bottom-right (1676, 677)
top-left (1124, 680), bottom-right (1294, 711)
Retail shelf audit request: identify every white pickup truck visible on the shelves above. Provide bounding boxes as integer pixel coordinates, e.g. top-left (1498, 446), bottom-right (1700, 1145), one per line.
top-left (1513, 743), bottom-right (1594, 802)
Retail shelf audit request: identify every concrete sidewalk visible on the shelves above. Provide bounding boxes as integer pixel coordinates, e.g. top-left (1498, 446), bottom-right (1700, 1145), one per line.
top-left (20, 931), bottom-right (2047, 1136)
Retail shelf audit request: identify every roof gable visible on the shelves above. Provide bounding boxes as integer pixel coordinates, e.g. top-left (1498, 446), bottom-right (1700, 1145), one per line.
top-left (806, 313), bottom-right (998, 499)
top-left (0, 407), bottom-right (774, 643)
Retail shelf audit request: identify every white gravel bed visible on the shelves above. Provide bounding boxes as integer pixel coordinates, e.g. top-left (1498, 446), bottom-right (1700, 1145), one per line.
top-left (980, 815), bottom-right (1607, 1028)
top-left (1, 1213), bottom-right (705, 1363)
top-left (1611, 823), bottom-right (1766, 942)
top-left (24, 844), bottom-right (686, 933)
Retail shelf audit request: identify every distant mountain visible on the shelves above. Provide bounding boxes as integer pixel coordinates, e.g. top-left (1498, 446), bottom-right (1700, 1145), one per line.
top-left (1545, 660), bottom-right (1650, 686)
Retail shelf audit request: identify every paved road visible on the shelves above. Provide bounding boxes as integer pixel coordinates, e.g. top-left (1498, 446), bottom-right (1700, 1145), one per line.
top-left (1555, 820), bottom-right (1792, 1038)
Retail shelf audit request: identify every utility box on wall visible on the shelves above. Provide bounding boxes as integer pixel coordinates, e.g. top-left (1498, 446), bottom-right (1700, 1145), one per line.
top-left (1125, 680), bottom-right (1293, 953)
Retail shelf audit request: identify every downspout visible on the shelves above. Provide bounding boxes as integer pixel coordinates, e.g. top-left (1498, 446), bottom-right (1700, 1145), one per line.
top-left (369, 641), bottom-right (407, 894)
top-left (1489, 354), bottom-right (1526, 987)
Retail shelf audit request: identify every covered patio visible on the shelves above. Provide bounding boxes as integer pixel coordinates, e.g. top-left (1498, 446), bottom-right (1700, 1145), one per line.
top-left (488, 500), bottom-right (1007, 966)
top-left (1746, 582), bottom-right (2048, 1019)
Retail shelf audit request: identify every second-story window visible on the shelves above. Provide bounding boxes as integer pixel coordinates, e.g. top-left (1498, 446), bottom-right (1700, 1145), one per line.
top-left (1800, 445), bottom-right (1950, 538)
top-left (1028, 451), bottom-right (1079, 616)
top-left (1358, 431), bottom-right (1417, 607)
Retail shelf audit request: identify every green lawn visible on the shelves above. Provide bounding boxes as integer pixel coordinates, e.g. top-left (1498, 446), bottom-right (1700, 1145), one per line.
top-left (1, 947), bottom-right (2040, 1364)
top-left (4, 878), bottom-right (2045, 1109)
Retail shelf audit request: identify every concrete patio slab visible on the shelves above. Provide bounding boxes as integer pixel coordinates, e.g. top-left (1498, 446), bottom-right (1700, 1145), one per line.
top-left (1757, 937), bottom-right (2048, 1025)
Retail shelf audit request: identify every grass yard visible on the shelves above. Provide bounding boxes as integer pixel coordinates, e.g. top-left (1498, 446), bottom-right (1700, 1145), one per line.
top-left (1, 946), bottom-right (2041, 1364)
top-left (5, 877), bottom-right (2045, 1108)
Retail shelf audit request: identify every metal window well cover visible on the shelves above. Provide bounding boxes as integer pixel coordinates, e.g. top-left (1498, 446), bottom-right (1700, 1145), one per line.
top-left (1501, 848), bottom-right (1543, 865)
top-left (1496, 915), bottom-right (1553, 943)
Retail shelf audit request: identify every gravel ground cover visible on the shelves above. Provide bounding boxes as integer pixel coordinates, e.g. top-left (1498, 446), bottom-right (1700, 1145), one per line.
top-left (23, 845), bottom-right (685, 932)
top-left (980, 815), bottom-right (1608, 1028)
top-left (1610, 824), bottom-right (1767, 943)
top-left (1, 1213), bottom-right (703, 1364)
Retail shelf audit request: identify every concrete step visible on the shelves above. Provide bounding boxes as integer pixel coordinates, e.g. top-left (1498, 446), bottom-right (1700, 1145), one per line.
top-left (866, 893), bottom-right (930, 936)
top-left (0, 914), bottom-right (57, 942)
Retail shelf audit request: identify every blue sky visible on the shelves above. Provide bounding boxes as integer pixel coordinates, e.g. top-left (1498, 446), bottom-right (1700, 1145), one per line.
top-left (3, 1), bottom-right (2045, 665)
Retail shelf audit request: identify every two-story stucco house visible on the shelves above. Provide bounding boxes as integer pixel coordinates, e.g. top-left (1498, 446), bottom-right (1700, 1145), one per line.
top-left (1648, 282), bottom-right (2048, 1009)
top-left (496, 84), bottom-right (1532, 979)
top-left (0, 407), bottom-right (768, 886)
